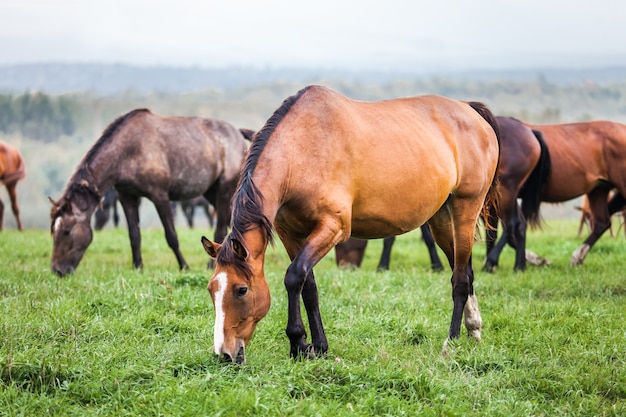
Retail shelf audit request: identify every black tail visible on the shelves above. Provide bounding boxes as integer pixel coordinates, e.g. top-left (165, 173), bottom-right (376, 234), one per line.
top-left (468, 101), bottom-right (501, 228)
top-left (519, 129), bottom-right (551, 229)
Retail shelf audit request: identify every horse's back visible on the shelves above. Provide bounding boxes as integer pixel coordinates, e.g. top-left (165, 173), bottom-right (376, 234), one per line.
top-left (112, 111), bottom-right (247, 198)
top-left (259, 86), bottom-right (499, 238)
top-left (526, 120), bottom-right (626, 201)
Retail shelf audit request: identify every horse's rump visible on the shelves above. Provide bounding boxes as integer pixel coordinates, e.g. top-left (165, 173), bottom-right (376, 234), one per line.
top-left (0, 142), bottom-right (26, 184)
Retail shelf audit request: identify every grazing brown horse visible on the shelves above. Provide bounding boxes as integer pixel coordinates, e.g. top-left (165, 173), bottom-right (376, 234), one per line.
top-left (484, 118), bottom-right (626, 269)
top-left (0, 141), bottom-right (26, 231)
top-left (483, 116), bottom-right (551, 272)
top-left (201, 85), bottom-right (500, 363)
top-left (50, 109), bottom-right (249, 276)
top-left (335, 224), bottom-right (443, 271)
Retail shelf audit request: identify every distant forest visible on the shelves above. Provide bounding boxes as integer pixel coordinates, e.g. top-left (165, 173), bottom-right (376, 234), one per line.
top-left (1, 63), bottom-right (626, 229)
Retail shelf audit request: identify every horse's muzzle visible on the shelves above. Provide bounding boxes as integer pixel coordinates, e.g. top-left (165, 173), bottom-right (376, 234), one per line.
top-left (52, 265), bottom-right (75, 277)
top-left (218, 345), bottom-right (246, 365)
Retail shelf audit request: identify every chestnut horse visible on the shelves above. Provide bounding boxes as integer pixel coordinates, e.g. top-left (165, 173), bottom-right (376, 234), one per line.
top-left (335, 225), bottom-right (443, 271)
top-left (50, 109), bottom-right (250, 276)
top-left (484, 118), bottom-right (626, 269)
top-left (0, 141), bottom-right (26, 231)
top-left (201, 85), bottom-right (500, 363)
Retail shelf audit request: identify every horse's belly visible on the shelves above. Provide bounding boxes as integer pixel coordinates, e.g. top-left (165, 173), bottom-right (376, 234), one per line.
top-left (350, 189), bottom-right (449, 239)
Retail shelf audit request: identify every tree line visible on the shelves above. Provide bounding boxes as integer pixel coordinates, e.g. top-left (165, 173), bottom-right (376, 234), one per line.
top-left (0, 92), bottom-right (77, 142)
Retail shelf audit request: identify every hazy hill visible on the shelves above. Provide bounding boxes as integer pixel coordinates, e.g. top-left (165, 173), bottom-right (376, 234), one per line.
top-left (1, 63), bottom-right (625, 94)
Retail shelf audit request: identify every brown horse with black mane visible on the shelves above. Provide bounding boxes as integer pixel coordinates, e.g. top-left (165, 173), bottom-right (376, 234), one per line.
top-left (484, 118), bottom-right (626, 269)
top-left (0, 140), bottom-right (26, 231)
top-left (50, 109), bottom-right (250, 276)
top-left (201, 85), bottom-right (500, 363)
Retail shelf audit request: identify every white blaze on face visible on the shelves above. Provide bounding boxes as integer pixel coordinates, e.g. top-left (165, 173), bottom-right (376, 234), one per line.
top-left (53, 217), bottom-right (62, 234)
top-left (212, 272), bottom-right (228, 355)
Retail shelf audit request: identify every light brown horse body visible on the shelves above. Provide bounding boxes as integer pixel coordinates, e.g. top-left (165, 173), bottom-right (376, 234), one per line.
top-left (202, 85), bottom-right (500, 363)
top-left (0, 140), bottom-right (26, 231)
top-left (50, 109), bottom-right (249, 276)
top-left (485, 119), bottom-right (626, 268)
top-left (531, 120), bottom-right (626, 264)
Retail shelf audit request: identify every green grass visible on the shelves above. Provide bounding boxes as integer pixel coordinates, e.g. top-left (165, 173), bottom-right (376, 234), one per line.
top-left (1, 220), bottom-right (625, 416)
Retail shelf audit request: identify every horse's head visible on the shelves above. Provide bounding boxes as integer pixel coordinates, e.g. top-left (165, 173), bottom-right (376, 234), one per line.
top-left (201, 235), bottom-right (271, 364)
top-left (49, 180), bottom-right (101, 276)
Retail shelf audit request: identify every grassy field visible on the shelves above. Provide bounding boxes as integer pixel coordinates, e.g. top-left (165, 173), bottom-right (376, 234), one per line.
top-left (0, 219), bottom-right (624, 416)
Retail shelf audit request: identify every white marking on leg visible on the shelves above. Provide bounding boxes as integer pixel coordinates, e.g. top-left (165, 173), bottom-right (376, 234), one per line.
top-left (570, 244), bottom-right (590, 266)
top-left (464, 294), bottom-right (482, 340)
top-left (213, 272), bottom-right (228, 355)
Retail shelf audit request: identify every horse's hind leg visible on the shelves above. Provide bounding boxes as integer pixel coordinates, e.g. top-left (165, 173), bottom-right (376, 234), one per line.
top-left (6, 183), bottom-right (22, 231)
top-left (421, 224), bottom-right (443, 271)
top-left (428, 203), bottom-right (482, 343)
top-left (571, 187), bottom-right (611, 265)
top-left (377, 236), bottom-right (395, 271)
top-left (153, 196), bottom-right (188, 270)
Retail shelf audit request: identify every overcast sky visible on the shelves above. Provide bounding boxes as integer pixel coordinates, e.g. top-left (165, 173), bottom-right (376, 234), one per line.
top-left (2, 0), bottom-right (626, 72)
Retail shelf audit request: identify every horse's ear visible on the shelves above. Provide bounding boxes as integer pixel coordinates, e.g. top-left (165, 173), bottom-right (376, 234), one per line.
top-left (201, 236), bottom-right (221, 258)
top-left (63, 198), bottom-right (73, 214)
top-left (231, 239), bottom-right (248, 261)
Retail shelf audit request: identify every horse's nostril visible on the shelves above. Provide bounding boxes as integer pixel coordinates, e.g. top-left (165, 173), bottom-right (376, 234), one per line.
top-left (220, 353), bottom-right (233, 363)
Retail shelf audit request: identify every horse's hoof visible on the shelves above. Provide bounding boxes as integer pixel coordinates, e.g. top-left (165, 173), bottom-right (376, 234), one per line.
top-left (482, 263), bottom-right (496, 273)
top-left (570, 244), bottom-right (590, 266)
top-left (526, 250), bottom-right (551, 266)
top-left (467, 329), bottom-right (482, 340)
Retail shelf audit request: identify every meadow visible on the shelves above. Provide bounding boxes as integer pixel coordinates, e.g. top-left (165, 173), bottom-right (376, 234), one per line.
top-left (0, 219), bottom-right (624, 416)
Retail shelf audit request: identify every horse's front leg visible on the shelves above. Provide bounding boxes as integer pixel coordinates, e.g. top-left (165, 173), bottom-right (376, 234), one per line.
top-left (281, 223), bottom-right (341, 359)
top-left (117, 193), bottom-right (143, 269)
top-left (6, 183), bottom-right (22, 231)
top-left (284, 251), bottom-right (328, 359)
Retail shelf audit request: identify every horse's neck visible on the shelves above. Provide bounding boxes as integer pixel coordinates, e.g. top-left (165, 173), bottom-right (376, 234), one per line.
top-left (81, 139), bottom-right (124, 193)
top-left (242, 228), bottom-right (271, 264)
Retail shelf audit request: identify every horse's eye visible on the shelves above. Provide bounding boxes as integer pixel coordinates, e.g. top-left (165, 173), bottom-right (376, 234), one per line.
top-left (236, 287), bottom-right (248, 298)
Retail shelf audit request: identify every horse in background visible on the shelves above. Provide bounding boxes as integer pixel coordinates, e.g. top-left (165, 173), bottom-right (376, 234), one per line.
top-left (201, 85), bottom-right (500, 363)
top-left (179, 195), bottom-right (215, 228)
top-left (50, 109), bottom-right (250, 276)
top-left (484, 118), bottom-right (626, 270)
top-left (335, 224), bottom-right (443, 271)
top-left (483, 116), bottom-right (551, 272)
top-left (575, 191), bottom-right (626, 237)
top-left (0, 141), bottom-right (26, 231)
top-left (94, 188), bottom-right (120, 230)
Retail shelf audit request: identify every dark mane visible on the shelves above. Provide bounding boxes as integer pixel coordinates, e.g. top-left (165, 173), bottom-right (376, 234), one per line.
top-left (216, 86), bottom-right (311, 276)
top-left (62, 108), bottom-right (150, 201)
top-left (83, 108), bottom-right (150, 164)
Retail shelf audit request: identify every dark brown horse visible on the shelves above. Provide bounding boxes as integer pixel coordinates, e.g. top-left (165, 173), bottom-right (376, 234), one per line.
top-left (201, 85), bottom-right (500, 363)
top-left (484, 118), bottom-right (626, 270)
top-left (50, 109), bottom-right (250, 276)
top-left (0, 141), bottom-right (26, 231)
top-left (335, 224), bottom-right (443, 271)
top-left (483, 116), bottom-right (551, 271)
